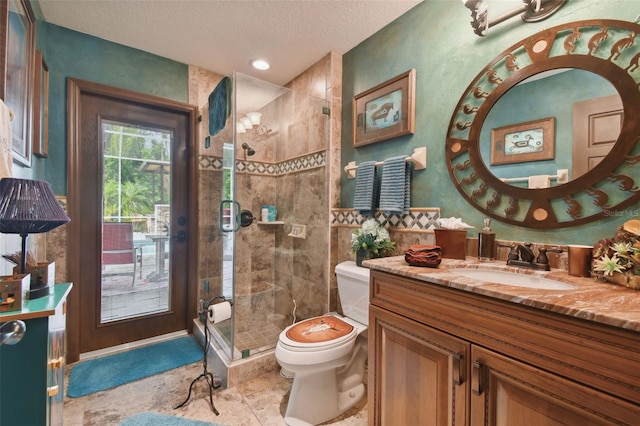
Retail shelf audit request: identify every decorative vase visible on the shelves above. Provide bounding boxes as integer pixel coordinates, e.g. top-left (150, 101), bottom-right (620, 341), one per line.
top-left (604, 272), bottom-right (640, 290)
top-left (356, 248), bottom-right (368, 267)
top-left (356, 249), bottom-right (382, 267)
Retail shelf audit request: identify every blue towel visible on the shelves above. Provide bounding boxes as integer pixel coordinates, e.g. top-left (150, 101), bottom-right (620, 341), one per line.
top-left (379, 155), bottom-right (412, 214)
top-left (208, 76), bottom-right (231, 136)
top-left (354, 161), bottom-right (378, 216)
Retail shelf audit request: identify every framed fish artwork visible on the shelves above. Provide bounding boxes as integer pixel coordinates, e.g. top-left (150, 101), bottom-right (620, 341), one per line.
top-left (353, 69), bottom-right (415, 147)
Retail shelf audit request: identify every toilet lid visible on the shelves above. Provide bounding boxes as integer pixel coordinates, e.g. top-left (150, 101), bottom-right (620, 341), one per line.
top-left (282, 315), bottom-right (355, 348)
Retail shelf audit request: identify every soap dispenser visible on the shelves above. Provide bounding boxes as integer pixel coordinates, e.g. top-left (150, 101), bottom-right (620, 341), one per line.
top-left (478, 218), bottom-right (495, 261)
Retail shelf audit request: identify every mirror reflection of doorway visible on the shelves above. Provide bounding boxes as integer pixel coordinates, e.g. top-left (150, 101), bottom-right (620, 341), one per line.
top-left (572, 94), bottom-right (623, 178)
top-left (66, 79), bottom-right (197, 362)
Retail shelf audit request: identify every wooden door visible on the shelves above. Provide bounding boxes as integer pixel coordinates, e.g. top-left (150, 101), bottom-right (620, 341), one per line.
top-left (66, 78), bottom-right (199, 361)
top-left (470, 345), bottom-right (639, 425)
top-left (369, 305), bottom-right (469, 426)
top-left (572, 94), bottom-right (623, 179)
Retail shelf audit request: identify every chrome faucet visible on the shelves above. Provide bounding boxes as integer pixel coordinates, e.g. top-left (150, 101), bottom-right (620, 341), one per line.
top-left (497, 242), bottom-right (563, 271)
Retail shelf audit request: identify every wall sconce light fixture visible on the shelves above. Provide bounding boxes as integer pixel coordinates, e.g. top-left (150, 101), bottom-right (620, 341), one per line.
top-left (236, 112), bottom-right (271, 136)
top-left (246, 112), bottom-right (261, 126)
top-left (462, 0), bottom-right (566, 36)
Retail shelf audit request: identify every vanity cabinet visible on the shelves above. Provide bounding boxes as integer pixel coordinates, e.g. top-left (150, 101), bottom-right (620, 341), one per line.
top-left (368, 270), bottom-right (640, 425)
top-left (0, 283), bottom-right (72, 426)
top-left (369, 305), bottom-right (468, 425)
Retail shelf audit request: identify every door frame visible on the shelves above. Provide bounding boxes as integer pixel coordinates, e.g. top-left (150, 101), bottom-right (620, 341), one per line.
top-left (66, 78), bottom-right (199, 363)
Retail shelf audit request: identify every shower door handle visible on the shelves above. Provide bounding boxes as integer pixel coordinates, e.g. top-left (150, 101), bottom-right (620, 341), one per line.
top-left (219, 200), bottom-right (240, 232)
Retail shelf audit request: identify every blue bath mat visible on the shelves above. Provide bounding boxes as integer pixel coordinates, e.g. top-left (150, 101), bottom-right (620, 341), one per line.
top-left (119, 412), bottom-right (221, 426)
top-left (68, 336), bottom-right (203, 397)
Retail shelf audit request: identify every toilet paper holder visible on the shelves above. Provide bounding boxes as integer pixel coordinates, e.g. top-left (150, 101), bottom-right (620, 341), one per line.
top-left (199, 295), bottom-right (233, 316)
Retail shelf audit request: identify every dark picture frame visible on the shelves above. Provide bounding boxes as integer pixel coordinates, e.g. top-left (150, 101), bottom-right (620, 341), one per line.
top-left (32, 49), bottom-right (48, 158)
top-left (353, 69), bottom-right (416, 147)
top-left (0, 0), bottom-right (35, 167)
top-left (490, 117), bottom-right (555, 166)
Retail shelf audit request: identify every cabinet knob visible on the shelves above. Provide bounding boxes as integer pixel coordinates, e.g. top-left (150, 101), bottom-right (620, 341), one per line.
top-left (472, 361), bottom-right (485, 395)
top-left (453, 353), bottom-right (464, 386)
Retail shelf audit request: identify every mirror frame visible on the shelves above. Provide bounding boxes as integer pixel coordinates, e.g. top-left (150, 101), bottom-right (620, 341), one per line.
top-left (446, 19), bottom-right (640, 229)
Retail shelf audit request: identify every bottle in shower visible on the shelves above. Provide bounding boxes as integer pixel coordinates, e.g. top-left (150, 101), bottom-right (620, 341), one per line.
top-left (478, 218), bottom-right (495, 261)
top-left (261, 205), bottom-right (269, 222)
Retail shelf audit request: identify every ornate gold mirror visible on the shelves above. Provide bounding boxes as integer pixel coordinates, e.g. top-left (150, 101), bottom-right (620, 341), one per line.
top-left (446, 19), bottom-right (640, 229)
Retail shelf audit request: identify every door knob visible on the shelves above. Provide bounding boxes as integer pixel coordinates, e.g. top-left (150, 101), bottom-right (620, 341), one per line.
top-left (0, 320), bottom-right (26, 346)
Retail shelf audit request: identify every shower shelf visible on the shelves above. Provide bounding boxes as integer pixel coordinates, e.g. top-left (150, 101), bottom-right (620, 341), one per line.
top-left (257, 221), bottom-right (284, 225)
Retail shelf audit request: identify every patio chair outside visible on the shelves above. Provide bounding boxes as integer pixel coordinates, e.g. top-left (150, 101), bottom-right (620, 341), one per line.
top-left (102, 222), bottom-right (139, 287)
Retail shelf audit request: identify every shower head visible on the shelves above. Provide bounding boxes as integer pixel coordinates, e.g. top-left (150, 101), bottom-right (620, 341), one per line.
top-left (242, 143), bottom-right (256, 156)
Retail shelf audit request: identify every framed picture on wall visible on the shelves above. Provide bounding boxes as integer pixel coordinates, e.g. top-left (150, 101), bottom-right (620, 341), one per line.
top-left (490, 117), bottom-right (555, 165)
top-left (0, 0), bottom-right (35, 167)
top-left (32, 49), bottom-right (48, 158)
top-left (353, 69), bottom-right (416, 147)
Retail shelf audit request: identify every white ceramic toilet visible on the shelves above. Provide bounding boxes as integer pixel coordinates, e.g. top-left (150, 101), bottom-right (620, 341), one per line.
top-left (275, 261), bottom-right (370, 426)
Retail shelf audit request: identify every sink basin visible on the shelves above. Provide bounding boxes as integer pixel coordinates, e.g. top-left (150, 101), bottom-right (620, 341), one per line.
top-left (448, 269), bottom-right (577, 290)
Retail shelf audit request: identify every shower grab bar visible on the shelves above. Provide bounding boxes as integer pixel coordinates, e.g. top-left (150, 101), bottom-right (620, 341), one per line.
top-left (343, 147), bottom-right (427, 179)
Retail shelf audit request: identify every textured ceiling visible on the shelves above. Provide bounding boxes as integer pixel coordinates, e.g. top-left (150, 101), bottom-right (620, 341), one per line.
top-left (38, 0), bottom-right (423, 87)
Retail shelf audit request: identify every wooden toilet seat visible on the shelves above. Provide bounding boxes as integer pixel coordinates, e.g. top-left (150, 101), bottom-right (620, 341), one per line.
top-left (285, 315), bottom-right (354, 344)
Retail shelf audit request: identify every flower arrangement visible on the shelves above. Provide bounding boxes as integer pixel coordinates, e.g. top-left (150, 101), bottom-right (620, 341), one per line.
top-left (351, 219), bottom-right (395, 266)
top-left (592, 219), bottom-right (640, 290)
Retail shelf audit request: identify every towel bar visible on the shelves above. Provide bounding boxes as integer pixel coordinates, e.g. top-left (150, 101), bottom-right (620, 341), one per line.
top-left (499, 169), bottom-right (569, 185)
top-left (344, 147), bottom-right (427, 179)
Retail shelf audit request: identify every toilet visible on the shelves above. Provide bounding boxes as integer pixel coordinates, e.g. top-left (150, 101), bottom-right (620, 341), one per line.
top-left (275, 261), bottom-right (370, 426)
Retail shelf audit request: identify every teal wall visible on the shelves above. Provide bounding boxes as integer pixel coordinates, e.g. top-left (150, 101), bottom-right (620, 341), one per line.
top-left (35, 22), bottom-right (189, 194)
top-left (341, 0), bottom-right (638, 246)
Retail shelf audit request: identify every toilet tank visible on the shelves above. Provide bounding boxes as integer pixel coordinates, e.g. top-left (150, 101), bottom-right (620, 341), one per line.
top-left (335, 261), bottom-right (371, 326)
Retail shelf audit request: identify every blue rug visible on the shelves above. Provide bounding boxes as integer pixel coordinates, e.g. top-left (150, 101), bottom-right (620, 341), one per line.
top-left (119, 412), bottom-right (220, 426)
top-left (68, 336), bottom-right (203, 397)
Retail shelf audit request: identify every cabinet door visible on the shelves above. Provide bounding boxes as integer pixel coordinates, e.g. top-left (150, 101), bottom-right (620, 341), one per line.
top-left (470, 345), bottom-right (640, 425)
top-left (0, 317), bottom-right (49, 426)
top-left (369, 305), bottom-right (469, 426)
top-left (47, 300), bottom-right (66, 426)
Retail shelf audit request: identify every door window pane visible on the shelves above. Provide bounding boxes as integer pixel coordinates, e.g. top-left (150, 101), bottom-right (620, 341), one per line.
top-left (100, 120), bottom-right (173, 323)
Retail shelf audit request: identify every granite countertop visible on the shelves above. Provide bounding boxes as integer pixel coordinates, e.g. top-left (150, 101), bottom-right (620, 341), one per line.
top-left (364, 256), bottom-right (640, 333)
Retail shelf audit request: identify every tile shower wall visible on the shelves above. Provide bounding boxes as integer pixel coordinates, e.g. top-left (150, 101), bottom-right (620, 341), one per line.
top-left (190, 53), bottom-right (339, 345)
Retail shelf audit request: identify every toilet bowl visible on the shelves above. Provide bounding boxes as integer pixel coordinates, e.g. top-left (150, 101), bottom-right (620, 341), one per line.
top-left (275, 261), bottom-right (370, 426)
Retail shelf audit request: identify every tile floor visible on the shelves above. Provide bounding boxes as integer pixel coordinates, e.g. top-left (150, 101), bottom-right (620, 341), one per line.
top-left (63, 360), bottom-right (368, 425)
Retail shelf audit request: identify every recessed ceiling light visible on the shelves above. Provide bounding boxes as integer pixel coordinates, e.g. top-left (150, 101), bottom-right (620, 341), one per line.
top-left (251, 59), bottom-right (270, 71)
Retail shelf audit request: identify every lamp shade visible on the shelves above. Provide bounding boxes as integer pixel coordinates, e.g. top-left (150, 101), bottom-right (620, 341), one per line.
top-left (240, 117), bottom-right (252, 129)
top-left (0, 178), bottom-right (70, 235)
top-left (246, 112), bottom-right (261, 126)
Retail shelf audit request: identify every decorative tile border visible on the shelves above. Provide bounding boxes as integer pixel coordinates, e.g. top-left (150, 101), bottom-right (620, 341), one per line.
top-left (199, 151), bottom-right (325, 176)
top-left (331, 208), bottom-right (441, 232)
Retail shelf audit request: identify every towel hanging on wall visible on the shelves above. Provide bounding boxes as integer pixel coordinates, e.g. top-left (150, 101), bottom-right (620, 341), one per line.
top-left (379, 155), bottom-right (412, 214)
top-left (528, 174), bottom-right (551, 189)
top-left (353, 160), bottom-right (378, 216)
top-left (208, 76), bottom-right (232, 137)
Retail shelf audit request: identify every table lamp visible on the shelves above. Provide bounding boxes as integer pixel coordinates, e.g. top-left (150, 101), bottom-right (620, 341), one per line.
top-left (0, 178), bottom-right (70, 298)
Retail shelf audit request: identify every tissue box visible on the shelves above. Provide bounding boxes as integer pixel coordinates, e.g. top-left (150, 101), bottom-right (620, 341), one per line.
top-left (434, 229), bottom-right (468, 260)
top-left (13, 261), bottom-right (55, 288)
top-left (0, 273), bottom-right (30, 312)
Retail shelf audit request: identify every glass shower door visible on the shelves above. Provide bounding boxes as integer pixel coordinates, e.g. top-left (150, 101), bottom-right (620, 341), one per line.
top-left (215, 142), bottom-right (236, 355)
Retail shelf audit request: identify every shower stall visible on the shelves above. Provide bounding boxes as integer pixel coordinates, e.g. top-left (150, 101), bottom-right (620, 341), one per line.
top-left (197, 72), bottom-right (331, 386)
